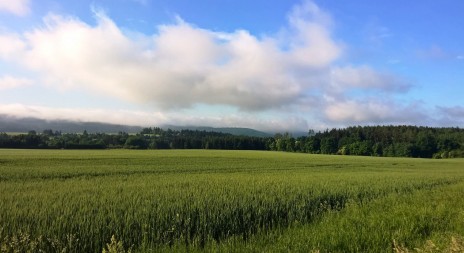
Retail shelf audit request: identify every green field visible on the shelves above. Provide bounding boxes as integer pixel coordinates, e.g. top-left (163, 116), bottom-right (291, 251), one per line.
top-left (1, 149), bottom-right (464, 252)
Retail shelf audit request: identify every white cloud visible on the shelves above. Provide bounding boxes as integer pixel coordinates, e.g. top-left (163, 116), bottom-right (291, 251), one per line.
top-left (329, 65), bottom-right (411, 93)
top-left (0, 0), bottom-right (30, 16)
top-left (0, 75), bottom-right (32, 90)
top-left (286, 0), bottom-right (341, 68)
top-left (325, 100), bottom-right (389, 123)
top-left (1, 1), bottom-right (341, 111)
top-left (324, 99), bottom-right (427, 125)
top-left (0, 34), bottom-right (26, 58)
top-left (437, 106), bottom-right (464, 118)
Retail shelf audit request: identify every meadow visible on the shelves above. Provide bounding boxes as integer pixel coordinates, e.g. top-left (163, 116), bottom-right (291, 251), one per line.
top-left (1, 149), bottom-right (463, 252)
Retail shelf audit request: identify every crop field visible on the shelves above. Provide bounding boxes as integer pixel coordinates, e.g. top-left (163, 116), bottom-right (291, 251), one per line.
top-left (1, 149), bottom-right (464, 252)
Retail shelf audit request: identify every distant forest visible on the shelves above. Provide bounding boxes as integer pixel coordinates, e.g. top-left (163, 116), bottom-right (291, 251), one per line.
top-left (1, 125), bottom-right (464, 158)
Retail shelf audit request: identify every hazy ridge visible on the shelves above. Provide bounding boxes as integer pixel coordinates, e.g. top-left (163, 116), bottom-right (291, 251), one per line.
top-left (0, 114), bottom-right (274, 137)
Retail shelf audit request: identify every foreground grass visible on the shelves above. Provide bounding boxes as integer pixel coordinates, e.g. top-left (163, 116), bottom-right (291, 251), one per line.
top-left (1, 149), bottom-right (463, 252)
top-left (191, 181), bottom-right (464, 252)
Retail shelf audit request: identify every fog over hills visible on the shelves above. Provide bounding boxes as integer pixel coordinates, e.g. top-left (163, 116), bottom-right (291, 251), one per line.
top-left (0, 114), bottom-right (143, 133)
top-left (0, 115), bottom-right (283, 137)
top-left (162, 125), bottom-right (273, 137)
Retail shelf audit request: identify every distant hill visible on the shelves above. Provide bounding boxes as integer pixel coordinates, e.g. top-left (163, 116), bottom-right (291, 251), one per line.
top-left (0, 115), bottom-right (274, 137)
top-left (0, 115), bottom-right (143, 133)
top-left (161, 125), bottom-right (273, 137)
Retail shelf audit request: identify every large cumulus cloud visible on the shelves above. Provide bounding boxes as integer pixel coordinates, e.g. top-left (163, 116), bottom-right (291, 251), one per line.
top-left (1, 1), bottom-right (341, 111)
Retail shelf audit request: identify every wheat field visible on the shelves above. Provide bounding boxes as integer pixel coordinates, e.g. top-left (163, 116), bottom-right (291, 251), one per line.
top-left (1, 149), bottom-right (463, 252)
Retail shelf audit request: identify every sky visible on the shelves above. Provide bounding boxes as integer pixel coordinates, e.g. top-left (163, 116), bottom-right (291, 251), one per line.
top-left (0, 0), bottom-right (463, 132)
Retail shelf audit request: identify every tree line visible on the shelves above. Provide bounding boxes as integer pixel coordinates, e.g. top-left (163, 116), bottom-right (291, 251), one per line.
top-left (284, 126), bottom-right (464, 158)
top-left (1, 125), bottom-right (463, 158)
top-left (0, 128), bottom-right (268, 151)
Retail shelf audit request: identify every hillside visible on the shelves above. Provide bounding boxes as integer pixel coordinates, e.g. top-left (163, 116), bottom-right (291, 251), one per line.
top-left (161, 125), bottom-right (272, 137)
top-left (0, 115), bottom-right (272, 137)
top-left (0, 114), bottom-right (143, 133)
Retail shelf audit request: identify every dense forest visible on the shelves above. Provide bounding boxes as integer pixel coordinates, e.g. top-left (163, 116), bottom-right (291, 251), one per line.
top-left (291, 126), bottom-right (464, 158)
top-left (1, 125), bottom-right (464, 158)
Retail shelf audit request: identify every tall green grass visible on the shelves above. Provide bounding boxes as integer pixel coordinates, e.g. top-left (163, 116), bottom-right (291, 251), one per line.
top-left (1, 149), bottom-right (463, 252)
top-left (200, 180), bottom-right (464, 252)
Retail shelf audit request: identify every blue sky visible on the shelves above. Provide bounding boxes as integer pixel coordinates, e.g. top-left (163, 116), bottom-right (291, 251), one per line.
top-left (0, 0), bottom-right (463, 132)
